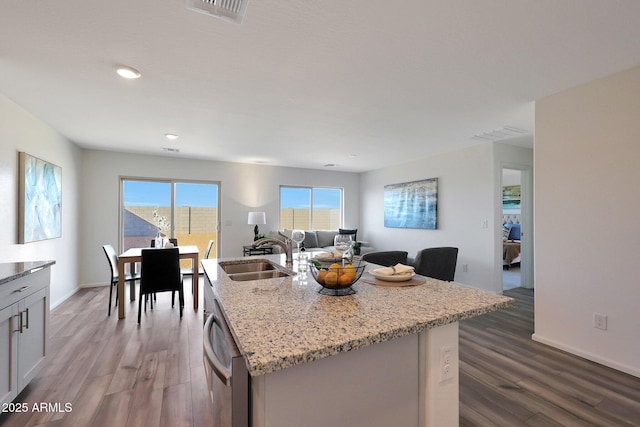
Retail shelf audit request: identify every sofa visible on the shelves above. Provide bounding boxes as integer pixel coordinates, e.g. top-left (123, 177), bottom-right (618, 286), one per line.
top-left (267, 229), bottom-right (374, 254)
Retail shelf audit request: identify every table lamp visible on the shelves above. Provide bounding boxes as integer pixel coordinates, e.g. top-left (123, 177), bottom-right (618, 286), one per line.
top-left (248, 211), bottom-right (266, 241)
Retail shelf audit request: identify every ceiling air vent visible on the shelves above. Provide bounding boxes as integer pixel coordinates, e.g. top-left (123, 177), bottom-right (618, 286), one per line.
top-left (186, 0), bottom-right (249, 24)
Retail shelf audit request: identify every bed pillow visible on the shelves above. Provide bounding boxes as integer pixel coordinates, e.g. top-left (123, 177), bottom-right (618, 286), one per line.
top-left (508, 224), bottom-right (521, 240)
top-left (502, 224), bottom-right (511, 241)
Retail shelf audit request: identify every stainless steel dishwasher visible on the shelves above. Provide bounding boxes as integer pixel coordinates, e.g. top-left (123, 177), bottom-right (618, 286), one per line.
top-left (203, 299), bottom-right (249, 427)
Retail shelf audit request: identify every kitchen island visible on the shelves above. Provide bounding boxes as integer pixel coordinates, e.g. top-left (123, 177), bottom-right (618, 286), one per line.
top-left (202, 253), bottom-right (512, 427)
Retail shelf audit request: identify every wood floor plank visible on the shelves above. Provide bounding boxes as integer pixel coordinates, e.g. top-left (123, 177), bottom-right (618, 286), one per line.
top-left (92, 390), bottom-right (134, 427)
top-left (106, 340), bottom-right (144, 395)
top-left (160, 383), bottom-right (192, 427)
top-left (58, 374), bottom-right (113, 427)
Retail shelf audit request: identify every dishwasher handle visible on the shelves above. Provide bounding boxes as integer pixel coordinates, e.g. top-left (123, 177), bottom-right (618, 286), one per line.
top-left (204, 312), bottom-right (233, 386)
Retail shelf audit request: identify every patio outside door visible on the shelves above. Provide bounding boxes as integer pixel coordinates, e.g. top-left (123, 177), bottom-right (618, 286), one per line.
top-left (121, 179), bottom-right (219, 263)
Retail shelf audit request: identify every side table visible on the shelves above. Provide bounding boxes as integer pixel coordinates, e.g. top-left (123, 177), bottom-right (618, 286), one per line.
top-left (243, 245), bottom-right (274, 256)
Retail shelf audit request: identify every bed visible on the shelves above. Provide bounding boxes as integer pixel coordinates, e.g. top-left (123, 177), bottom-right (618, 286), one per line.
top-left (502, 220), bottom-right (521, 268)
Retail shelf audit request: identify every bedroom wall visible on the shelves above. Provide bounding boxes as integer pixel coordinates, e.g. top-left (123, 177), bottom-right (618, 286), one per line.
top-left (79, 150), bottom-right (360, 287)
top-left (502, 169), bottom-right (521, 187)
top-left (0, 93), bottom-right (82, 308)
top-left (535, 66), bottom-right (640, 377)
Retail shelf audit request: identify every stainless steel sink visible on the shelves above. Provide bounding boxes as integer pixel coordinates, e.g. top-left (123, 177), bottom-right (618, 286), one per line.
top-left (227, 270), bottom-right (290, 281)
top-left (219, 260), bottom-right (277, 274)
top-left (219, 259), bottom-right (293, 281)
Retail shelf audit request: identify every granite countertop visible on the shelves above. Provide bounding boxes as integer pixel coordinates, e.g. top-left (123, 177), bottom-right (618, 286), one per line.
top-left (0, 260), bottom-right (56, 285)
top-left (202, 253), bottom-right (513, 377)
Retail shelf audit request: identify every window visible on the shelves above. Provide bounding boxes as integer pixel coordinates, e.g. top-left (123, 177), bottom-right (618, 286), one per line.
top-left (120, 178), bottom-right (220, 261)
top-left (280, 186), bottom-right (342, 230)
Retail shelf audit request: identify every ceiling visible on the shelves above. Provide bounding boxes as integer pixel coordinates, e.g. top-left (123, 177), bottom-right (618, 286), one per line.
top-left (2, 1), bottom-right (640, 172)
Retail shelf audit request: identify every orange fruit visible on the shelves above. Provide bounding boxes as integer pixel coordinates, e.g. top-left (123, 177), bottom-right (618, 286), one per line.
top-left (339, 274), bottom-right (353, 286)
top-left (317, 270), bottom-right (328, 284)
top-left (324, 271), bottom-right (339, 286)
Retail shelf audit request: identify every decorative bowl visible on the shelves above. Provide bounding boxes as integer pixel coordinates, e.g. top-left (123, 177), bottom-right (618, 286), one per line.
top-left (309, 262), bottom-right (366, 296)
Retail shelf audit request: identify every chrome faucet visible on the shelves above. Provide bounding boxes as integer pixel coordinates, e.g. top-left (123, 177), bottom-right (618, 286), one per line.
top-left (252, 232), bottom-right (293, 266)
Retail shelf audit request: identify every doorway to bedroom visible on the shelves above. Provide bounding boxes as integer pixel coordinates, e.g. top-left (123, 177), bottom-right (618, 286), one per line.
top-left (502, 168), bottom-right (522, 290)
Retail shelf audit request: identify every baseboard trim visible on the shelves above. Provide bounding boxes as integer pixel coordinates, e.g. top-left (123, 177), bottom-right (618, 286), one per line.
top-left (50, 287), bottom-right (81, 310)
top-left (532, 333), bottom-right (640, 379)
top-left (80, 282), bottom-right (110, 289)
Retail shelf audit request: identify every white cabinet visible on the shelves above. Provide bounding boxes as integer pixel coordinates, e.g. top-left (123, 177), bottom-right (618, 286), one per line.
top-left (251, 322), bottom-right (459, 427)
top-left (0, 265), bottom-right (50, 406)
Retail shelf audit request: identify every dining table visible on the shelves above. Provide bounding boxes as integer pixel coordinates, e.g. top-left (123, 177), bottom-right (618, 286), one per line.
top-left (117, 245), bottom-right (199, 319)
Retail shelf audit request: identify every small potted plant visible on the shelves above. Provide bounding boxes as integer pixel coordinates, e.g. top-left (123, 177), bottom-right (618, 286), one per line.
top-left (352, 241), bottom-right (362, 255)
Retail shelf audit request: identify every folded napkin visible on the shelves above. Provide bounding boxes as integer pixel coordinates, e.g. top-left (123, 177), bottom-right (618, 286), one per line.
top-left (317, 251), bottom-right (339, 259)
top-left (375, 263), bottom-right (415, 276)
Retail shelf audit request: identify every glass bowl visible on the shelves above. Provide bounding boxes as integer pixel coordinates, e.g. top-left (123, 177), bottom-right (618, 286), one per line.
top-left (309, 262), bottom-right (365, 296)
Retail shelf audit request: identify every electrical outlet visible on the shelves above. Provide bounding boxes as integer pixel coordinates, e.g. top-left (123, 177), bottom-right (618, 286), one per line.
top-left (594, 313), bottom-right (607, 331)
top-left (440, 345), bottom-right (454, 382)
top-left (462, 264), bottom-right (468, 272)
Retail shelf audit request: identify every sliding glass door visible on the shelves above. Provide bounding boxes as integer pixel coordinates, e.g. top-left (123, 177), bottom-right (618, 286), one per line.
top-left (121, 178), bottom-right (219, 261)
top-left (175, 182), bottom-right (218, 259)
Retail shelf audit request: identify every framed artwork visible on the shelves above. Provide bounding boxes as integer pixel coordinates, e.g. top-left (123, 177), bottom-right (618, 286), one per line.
top-left (384, 178), bottom-right (438, 229)
top-left (18, 152), bottom-right (62, 243)
top-left (502, 185), bottom-right (521, 212)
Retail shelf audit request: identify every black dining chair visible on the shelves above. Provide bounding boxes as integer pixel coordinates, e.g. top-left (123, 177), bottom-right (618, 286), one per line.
top-left (204, 239), bottom-right (215, 260)
top-left (103, 244), bottom-right (141, 316)
top-left (138, 248), bottom-right (184, 324)
top-left (361, 251), bottom-right (409, 267)
top-left (411, 247), bottom-right (458, 281)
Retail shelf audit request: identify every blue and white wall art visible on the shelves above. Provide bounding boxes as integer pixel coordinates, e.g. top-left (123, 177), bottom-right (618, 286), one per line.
top-left (19, 152), bottom-right (62, 243)
top-left (384, 178), bottom-right (438, 229)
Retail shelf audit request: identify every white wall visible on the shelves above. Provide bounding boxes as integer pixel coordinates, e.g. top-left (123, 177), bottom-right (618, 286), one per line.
top-left (502, 169), bottom-right (521, 187)
top-left (79, 150), bottom-right (360, 286)
top-left (0, 94), bottom-right (82, 307)
top-left (360, 142), bottom-right (533, 293)
top-left (360, 143), bottom-right (498, 291)
top-left (535, 66), bottom-right (640, 377)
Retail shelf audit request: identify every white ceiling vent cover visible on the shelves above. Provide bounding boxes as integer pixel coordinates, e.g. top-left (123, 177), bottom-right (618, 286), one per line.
top-left (472, 126), bottom-right (527, 141)
top-left (186, 0), bottom-right (249, 24)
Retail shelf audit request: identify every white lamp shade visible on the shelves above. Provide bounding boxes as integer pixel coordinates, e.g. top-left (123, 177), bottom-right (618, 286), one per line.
top-left (247, 211), bottom-right (266, 225)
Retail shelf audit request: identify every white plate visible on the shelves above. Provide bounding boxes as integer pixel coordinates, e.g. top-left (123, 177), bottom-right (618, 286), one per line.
top-left (370, 269), bottom-right (416, 282)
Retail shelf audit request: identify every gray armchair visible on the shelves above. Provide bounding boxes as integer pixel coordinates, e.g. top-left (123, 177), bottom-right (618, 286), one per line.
top-left (361, 251), bottom-right (409, 267)
top-left (411, 247), bottom-right (458, 281)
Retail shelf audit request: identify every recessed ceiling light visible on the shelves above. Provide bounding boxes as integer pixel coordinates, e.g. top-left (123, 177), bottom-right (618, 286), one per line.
top-left (164, 133), bottom-right (179, 140)
top-left (115, 65), bottom-right (141, 79)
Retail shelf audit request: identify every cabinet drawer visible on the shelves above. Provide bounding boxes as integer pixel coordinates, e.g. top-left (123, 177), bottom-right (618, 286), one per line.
top-left (0, 269), bottom-right (50, 310)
